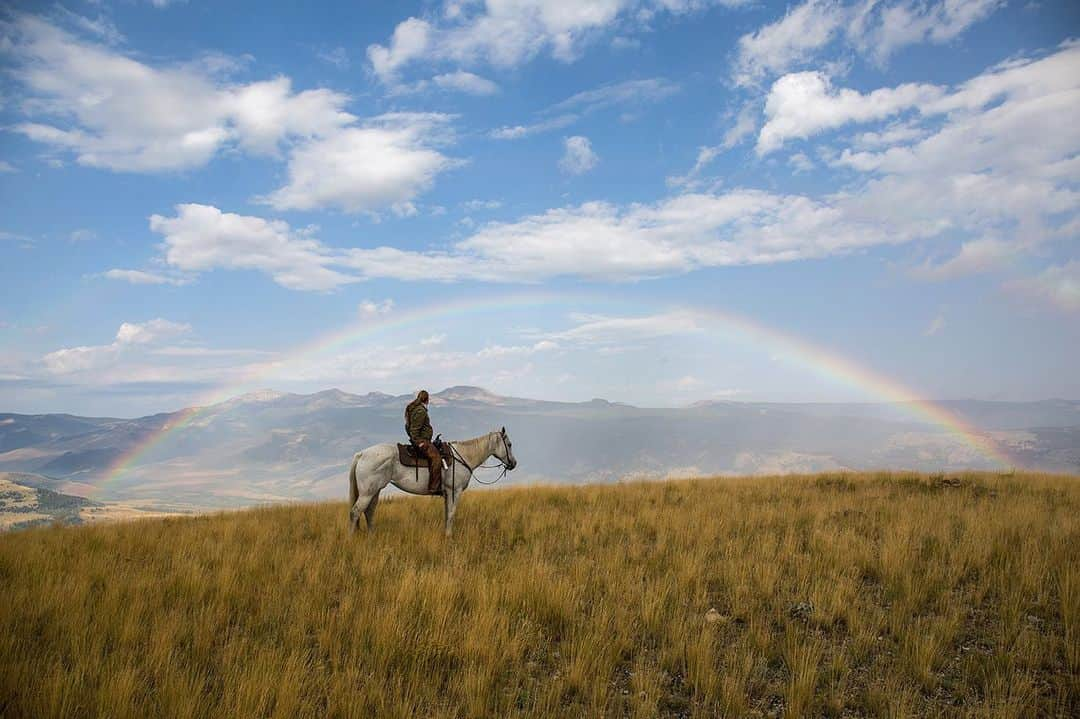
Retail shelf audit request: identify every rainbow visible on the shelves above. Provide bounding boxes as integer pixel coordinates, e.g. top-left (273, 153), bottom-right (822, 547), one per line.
top-left (689, 307), bottom-right (1013, 467)
top-left (100, 293), bottom-right (1013, 492)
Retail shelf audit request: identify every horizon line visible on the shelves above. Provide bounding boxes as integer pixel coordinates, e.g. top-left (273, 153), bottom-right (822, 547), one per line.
top-left (4, 384), bottom-right (1077, 422)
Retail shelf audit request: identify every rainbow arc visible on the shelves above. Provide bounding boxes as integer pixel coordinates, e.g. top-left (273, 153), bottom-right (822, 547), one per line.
top-left (100, 294), bottom-right (1012, 492)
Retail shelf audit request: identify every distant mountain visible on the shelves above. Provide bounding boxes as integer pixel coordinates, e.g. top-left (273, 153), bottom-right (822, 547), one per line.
top-left (0, 389), bottom-right (1076, 509)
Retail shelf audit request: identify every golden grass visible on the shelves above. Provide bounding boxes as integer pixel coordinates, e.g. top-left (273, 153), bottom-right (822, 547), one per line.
top-left (1, 471), bottom-right (1078, 718)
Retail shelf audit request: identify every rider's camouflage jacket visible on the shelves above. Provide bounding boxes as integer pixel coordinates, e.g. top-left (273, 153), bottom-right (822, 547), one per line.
top-left (405, 401), bottom-right (434, 443)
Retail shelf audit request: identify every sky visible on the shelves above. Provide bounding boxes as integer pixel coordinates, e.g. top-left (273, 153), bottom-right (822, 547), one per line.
top-left (0, 0), bottom-right (1077, 417)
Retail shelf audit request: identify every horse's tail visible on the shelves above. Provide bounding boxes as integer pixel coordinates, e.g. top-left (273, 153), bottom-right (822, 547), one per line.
top-left (348, 452), bottom-right (361, 506)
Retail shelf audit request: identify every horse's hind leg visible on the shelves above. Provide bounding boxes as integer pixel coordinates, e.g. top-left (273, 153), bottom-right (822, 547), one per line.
top-left (363, 491), bottom-right (380, 530)
top-left (350, 492), bottom-right (375, 533)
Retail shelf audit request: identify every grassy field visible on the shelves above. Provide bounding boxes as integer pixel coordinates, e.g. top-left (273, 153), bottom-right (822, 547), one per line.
top-left (1, 472), bottom-right (1077, 718)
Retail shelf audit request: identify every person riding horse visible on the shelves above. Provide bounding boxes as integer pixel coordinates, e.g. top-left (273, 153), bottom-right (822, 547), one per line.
top-left (404, 390), bottom-right (443, 494)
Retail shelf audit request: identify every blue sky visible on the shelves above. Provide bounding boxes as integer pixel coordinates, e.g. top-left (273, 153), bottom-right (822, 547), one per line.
top-left (0, 0), bottom-right (1077, 416)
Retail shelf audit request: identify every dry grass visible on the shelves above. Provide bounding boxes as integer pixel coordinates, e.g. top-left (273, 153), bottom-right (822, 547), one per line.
top-left (1, 471), bottom-right (1077, 718)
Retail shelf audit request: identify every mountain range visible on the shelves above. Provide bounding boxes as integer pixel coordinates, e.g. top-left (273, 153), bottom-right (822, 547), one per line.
top-left (1, 386), bottom-right (1077, 512)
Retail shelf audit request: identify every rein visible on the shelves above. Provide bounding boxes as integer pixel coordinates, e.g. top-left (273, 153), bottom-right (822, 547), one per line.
top-left (449, 432), bottom-right (511, 486)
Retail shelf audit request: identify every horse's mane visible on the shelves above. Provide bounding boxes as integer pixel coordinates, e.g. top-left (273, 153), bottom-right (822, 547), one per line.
top-left (452, 432), bottom-right (492, 453)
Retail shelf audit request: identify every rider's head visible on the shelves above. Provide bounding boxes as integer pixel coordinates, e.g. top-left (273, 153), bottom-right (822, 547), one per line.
top-left (417, 390), bottom-right (429, 404)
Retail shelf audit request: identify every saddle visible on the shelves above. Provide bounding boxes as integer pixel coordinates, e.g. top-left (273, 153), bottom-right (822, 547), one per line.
top-left (397, 441), bottom-right (453, 468)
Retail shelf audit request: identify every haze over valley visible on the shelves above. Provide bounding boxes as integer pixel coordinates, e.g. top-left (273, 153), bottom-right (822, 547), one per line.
top-left (2, 386), bottom-right (1076, 522)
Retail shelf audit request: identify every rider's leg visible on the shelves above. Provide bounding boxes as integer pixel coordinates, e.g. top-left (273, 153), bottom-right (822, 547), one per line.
top-left (419, 440), bottom-right (443, 494)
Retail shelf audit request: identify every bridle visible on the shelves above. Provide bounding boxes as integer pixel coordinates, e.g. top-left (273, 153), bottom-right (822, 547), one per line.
top-left (448, 430), bottom-right (513, 486)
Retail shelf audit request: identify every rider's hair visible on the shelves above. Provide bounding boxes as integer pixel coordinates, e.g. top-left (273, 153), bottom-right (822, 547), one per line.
top-left (417, 390), bottom-right (429, 403)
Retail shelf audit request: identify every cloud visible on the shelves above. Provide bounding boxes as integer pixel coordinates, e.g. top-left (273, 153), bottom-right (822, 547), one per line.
top-left (757, 71), bottom-right (942, 154)
top-left (2, 16), bottom-right (457, 213)
top-left (476, 340), bottom-right (559, 358)
top-left (734, 0), bottom-right (845, 87)
top-left (367, 1), bottom-right (737, 83)
top-left (53, 7), bottom-right (124, 45)
top-left (432, 70), bottom-right (499, 95)
top-left (103, 269), bottom-right (189, 286)
top-left (546, 311), bottom-right (703, 344)
top-left (366, 16), bottom-right (433, 82)
top-left (257, 113), bottom-right (460, 213)
top-left (733, 0), bottom-right (1004, 86)
top-left (490, 77), bottom-right (677, 140)
top-left (5, 16), bottom-right (268, 171)
top-left (1006, 261), bottom-right (1080, 312)
top-left (115, 319), bottom-right (190, 345)
top-left (144, 43), bottom-right (1079, 291)
top-left (150, 204), bottom-right (357, 291)
top-left (358, 299), bottom-right (395, 318)
top-left (452, 191), bottom-right (893, 279)
top-left (559, 136), bottom-right (599, 175)
top-left (136, 178), bottom-right (1003, 287)
top-left (69, 229), bottom-right (96, 242)
top-left (721, 101), bottom-right (760, 149)
top-left (490, 114), bottom-right (578, 140)
top-left (826, 44), bottom-right (1080, 250)
top-left (0, 161), bottom-right (18, 173)
top-left (849, 0), bottom-right (1004, 64)
top-left (389, 70), bottom-right (501, 97)
top-left (547, 77), bottom-right (680, 114)
top-left (223, 76), bottom-right (356, 156)
top-left (0, 231), bottom-right (32, 244)
top-left (667, 145), bottom-right (724, 189)
top-left (851, 121), bottom-right (927, 149)
top-left (910, 238), bottom-right (1018, 280)
top-left (43, 319), bottom-right (190, 374)
top-left (462, 199), bottom-right (502, 211)
top-left (316, 46), bottom-right (350, 69)
top-left (788, 152), bottom-right (814, 172)
top-left (665, 375), bottom-right (704, 392)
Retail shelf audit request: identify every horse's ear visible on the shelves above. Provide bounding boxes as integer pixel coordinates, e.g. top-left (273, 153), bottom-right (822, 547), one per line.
top-left (501, 426), bottom-right (505, 434)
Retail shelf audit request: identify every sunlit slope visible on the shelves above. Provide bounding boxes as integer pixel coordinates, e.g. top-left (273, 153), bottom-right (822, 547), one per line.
top-left (1, 472), bottom-right (1077, 718)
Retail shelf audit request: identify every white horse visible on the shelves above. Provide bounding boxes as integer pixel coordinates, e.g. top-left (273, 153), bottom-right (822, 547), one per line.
top-left (347, 427), bottom-right (517, 536)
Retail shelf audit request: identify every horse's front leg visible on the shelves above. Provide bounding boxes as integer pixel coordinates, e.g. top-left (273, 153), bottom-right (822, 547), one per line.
top-left (444, 484), bottom-right (465, 537)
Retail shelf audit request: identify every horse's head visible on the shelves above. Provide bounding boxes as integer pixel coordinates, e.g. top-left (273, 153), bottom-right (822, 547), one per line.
top-left (495, 426), bottom-right (517, 471)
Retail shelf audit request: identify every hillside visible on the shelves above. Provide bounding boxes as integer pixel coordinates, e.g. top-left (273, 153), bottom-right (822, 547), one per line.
top-left (1, 471), bottom-right (1076, 717)
top-left (1, 387), bottom-right (1078, 508)
top-left (0, 474), bottom-right (179, 530)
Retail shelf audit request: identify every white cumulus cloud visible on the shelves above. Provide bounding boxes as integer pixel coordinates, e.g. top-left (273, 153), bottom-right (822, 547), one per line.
top-left (2, 16), bottom-right (458, 213)
top-left (258, 113), bottom-right (460, 213)
top-left (43, 319), bottom-right (190, 374)
top-left (757, 71), bottom-right (943, 154)
top-left (150, 204), bottom-right (357, 291)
